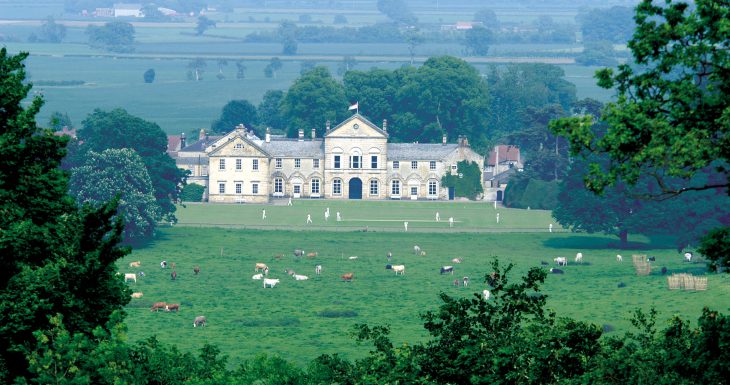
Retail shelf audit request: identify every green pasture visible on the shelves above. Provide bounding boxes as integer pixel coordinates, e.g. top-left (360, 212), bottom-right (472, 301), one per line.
top-left (175, 200), bottom-right (555, 231)
top-left (122, 202), bottom-right (730, 367)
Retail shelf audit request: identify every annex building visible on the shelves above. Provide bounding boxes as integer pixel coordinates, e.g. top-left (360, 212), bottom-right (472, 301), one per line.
top-left (175, 114), bottom-right (485, 203)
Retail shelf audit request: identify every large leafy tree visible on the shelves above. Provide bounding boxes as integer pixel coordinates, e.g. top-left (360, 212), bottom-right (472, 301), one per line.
top-left (343, 67), bottom-right (403, 127)
top-left (0, 48), bottom-right (129, 382)
top-left (280, 66), bottom-right (348, 138)
top-left (211, 99), bottom-right (259, 135)
top-left (552, 0), bottom-right (730, 267)
top-left (257, 90), bottom-right (285, 131)
top-left (76, 108), bottom-right (186, 221)
top-left (70, 148), bottom-right (161, 244)
top-left (86, 21), bottom-right (135, 52)
top-left (577, 6), bottom-right (635, 43)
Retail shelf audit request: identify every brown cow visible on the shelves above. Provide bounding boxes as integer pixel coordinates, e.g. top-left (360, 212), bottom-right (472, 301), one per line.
top-left (171, 270), bottom-right (177, 280)
top-left (151, 302), bottom-right (167, 312)
top-left (193, 266), bottom-right (200, 275)
top-left (193, 315), bottom-right (206, 327)
top-left (341, 272), bottom-right (354, 282)
top-left (165, 304), bottom-right (180, 312)
top-left (306, 252), bottom-right (318, 258)
top-left (255, 263), bottom-right (268, 272)
top-left (130, 292), bottom-right (143, 298)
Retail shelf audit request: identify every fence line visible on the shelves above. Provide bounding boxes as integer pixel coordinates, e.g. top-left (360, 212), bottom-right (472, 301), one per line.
top-left (171, 223), bottom-right (568, 233)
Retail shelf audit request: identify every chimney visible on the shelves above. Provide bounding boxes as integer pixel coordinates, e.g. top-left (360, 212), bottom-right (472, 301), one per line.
top-left (298, 128), bottom-right (304, 141)
top-left (236, 123), bottom-right (245, 133)
top-left (311, 128), bottom-right (316, 140)
top-left (180, 132), bottom-right (186, 149)
top-left (442, 133), bottom-right (447, 145)
top-left (199, 128), bottom-right (206, 141)
top-left (382, 119), bottom-right (388, 132)
top-left (326, 120), bottom-right (331, 131)
top-left (265, 127), bottom-right (271, 143)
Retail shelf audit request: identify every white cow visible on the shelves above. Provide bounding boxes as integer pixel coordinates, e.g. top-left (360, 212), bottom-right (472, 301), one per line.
top-left (482, 289), bottom-right (491, 300)
top-left (263, 278), bottom-right (280, 288)
top-left (315, 265), bottom-right (322, 275)
top-left (684, 252), bottom-right (693, 262)
top-left (554, 257), bottom-right (567, 266)
top-left (252, 273), bottom-right (264, 280)
top-left (124, 273), bottom-right (137, 283)
top-left (293, 274), bottom-right (309, 281)
top-left (348, 256), bottom-right (358, 260)
top-left (616, 254), bottom-right (623, 262)
top-left (414, 245), bottom-right (421, 255)
top-left (392, 265), bottom-right (405, 275)
top-left (575, 252), bottom-right (583, 264)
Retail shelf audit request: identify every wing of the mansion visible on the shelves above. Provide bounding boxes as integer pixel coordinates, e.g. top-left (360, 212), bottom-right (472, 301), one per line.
top-left (175, 114), bottom-right (485, 202)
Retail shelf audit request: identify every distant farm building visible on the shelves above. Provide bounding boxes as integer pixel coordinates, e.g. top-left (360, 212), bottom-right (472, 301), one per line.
top-left (483, 145), bottom-right (523, 202)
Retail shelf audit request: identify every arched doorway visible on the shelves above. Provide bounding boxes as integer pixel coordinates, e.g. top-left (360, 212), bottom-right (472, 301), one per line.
top-left (496, 190), bottom-right (503, 201)
top-left (348, 178), bottom-right (362, 199)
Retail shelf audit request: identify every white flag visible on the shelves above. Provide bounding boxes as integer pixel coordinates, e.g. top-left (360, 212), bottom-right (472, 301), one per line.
top-left (348, 102), bottom-right (358, 111)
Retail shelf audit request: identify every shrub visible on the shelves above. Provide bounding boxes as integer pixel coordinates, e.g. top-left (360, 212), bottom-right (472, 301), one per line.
top-left (180, 183), bottom-right (205, 202)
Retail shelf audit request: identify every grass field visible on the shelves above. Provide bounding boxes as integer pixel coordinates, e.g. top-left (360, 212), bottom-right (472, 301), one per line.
top-left (122, 202), bottom-right (730, 367)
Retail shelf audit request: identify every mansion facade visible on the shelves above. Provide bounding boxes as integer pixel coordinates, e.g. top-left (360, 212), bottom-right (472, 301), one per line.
top-left (175, 114), bottom-right (485, 203)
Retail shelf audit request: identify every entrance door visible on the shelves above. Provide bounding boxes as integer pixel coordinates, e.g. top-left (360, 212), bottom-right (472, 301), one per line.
top-left (348, 178), bottom-right (362, 199)
top-left (496, 190), bottom-right (503, 201)
top-left (293, 184), bottom-right (301, 198)
top-left (448, 187), bottom-right (455, 200)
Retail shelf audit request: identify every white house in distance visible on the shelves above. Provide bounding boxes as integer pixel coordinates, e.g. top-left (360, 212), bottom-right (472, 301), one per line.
top-left (176, 113), bottom-right (485, 203)
top-left (113, 3), bottom-right (142, 17)
top-left (483, 145), bottom-right (523, 201)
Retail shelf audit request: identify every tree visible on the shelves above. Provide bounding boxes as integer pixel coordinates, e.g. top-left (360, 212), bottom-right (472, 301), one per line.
top-left (264, 57), bottom-right (282, 79)
top-left (257, 90), bottom-right (285, 130)
top-left (441, 160), bottom-right (484, 200)
top-left (403, 29), bottom-right (424, 65)
top-left (577, 6), bottom-right (635, 43)
top-left (143, 68), bottom-right (155, 83)
top-left (377, 0), bottom-right (417, 25)
top-left (575, 40), bottom-right (617, 66)
top-left (187, 58), bottom-right (206, 81)
top-left (343, 67), bottom-right (403, 127)
top-left (280, 66), bottom-right (347, 138)
top-left (0, 48), bottom-right (129, 382)
top-left (86, 21), bottom-right (135, 52)
top-left (180, 183), bottom-right (205, 202)
top-left (552, 0), bottom-right (730, 266)
top-left (216, 59), bottom-right (228, 80)
top-left (38, 16), bottom-right (67, 43)
top-left (333, 14), bottom-right (348, 24)
top-left (235, 60), bottom-right (246, 79)
top-left (48, 111), bottom-right (73, 131)
top-left (277, 21), bottom-right (298, 55)
top-left (77, 108), bottom-right (186, 221)
top-left (473, 8), bottom-right (499, 30)
top-left (211, 100), bottom-right (259, 134)
top-left (196, 15), bottom-right (216, 36)
top-left (464, 26), bottom-right (493, 56)
top-left (70, 148), bottom-right (161, 244)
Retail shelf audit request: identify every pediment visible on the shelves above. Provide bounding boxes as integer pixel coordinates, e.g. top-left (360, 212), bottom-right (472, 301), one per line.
top-left (206, 130), bottom-right (270, 158)
top-left (325, 114), bottom-right (388, 139)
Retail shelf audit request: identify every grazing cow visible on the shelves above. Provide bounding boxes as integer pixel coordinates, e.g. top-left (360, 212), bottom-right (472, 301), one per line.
top-left (617, 282), bottom-right (626, 288)
top-left (684, 252), bottom-right (693, 262)
top-left (387, 251), bottom-right (392, 261)
top-left (130, 292), bottom-right (143, 298)
top-left (414, 245), bottom-right (421, 255)
top-left (385, 264), bottom-right (392, 270)
top-left (193, 266), bottom-right (200, 275)
top-left (575, 253), bottom-right (583, 264)
top-left (252, 273), bottom-right (263, 280)
top-left (486, 272), bottom-right (498, 287)
top-left (171, 271), bottom-right (177, 280)
top-left (165, 304), bottom-right (180, 312)
top-left (348, 256), bottom-right (358, 260)
top-left (554, 257), bottom-right (567, 266)
top-left (306, 252), bottom-right (318, 258)
top-left (274, 253), bottom-right (284, 260)
top-left (420, 251), bottom-right (427, 256)
top-left (160, 260), bottom-right (167, 269)
top-left (453, 279), bottom-right (460, 287)
top-left (549, 268), bottom-right (564, 274)
top-left (171, 262), bottom-right (176, 270)
top-left (315, 265), bottom-right (322, 275)
top-left (255, 263), bottom-right (268, 272)
top-left (138, 271), bottom-right (145, 277)
top-left (263, 278), bottom-right (280, 288)
top-left (661, 267), bottom-right (668, 275)
top-left (129, 261), bottom-right (141, 268)
top-left (451, 258), bottom-right (463, 264)
top-left (648, 256), bottom-right (656, 262)
top-left (440, 266), bottom-right (454, 275)
top-left (263, 267), bottom-right (269, 276)
top-left (294, 249), bottom-right (305, 258)
top-left (124, 273), bottom-right (137, 283)
top-left (392, 265), bottom-right (405, 275)
top-left (193, 316), bottom-right (206, 328)
top-left (285, 268), bottom-right (296, 276)
top-left (616, 254), bottom-right (623, 262)
top-left (482, 289), bottom-right (491, 300)
top-left (341, 272), bottom-right (354, 282)
top-left (151, 302), bottom-right (167, 312)
top-left (293, 274), bottom-right (309, 281)
top-left (462, 276), bottom-right (469, 287)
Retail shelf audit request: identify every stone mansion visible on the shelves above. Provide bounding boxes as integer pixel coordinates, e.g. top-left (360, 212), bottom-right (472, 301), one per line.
top-left (173, 114), bottom-right (486, 203)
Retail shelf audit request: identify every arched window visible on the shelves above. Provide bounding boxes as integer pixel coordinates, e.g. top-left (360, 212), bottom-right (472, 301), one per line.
top-left (350, 148), bottom-right (362, 169)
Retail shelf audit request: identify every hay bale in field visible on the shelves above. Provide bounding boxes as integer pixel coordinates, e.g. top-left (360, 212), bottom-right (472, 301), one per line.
top-left (632, 254), bottom-right (651, 275)
top-left (682, 274), bottom-right (695, 290)
top-left (632, 254), bottom-right (646, 265)
top-left (667, 275), bottom-right (681, 290)
top-left (693, 276), bottom-right (708, 291)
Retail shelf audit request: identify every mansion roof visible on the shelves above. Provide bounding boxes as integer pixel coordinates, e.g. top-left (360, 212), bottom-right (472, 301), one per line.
top-left (260, 138), bottom-right (325, 158)
top-left (387, 143), bottom-right (459, 161)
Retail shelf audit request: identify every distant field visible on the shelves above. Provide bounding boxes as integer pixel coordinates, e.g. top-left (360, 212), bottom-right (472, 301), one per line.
top-left (123, 220), bottom-right (730, 367)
